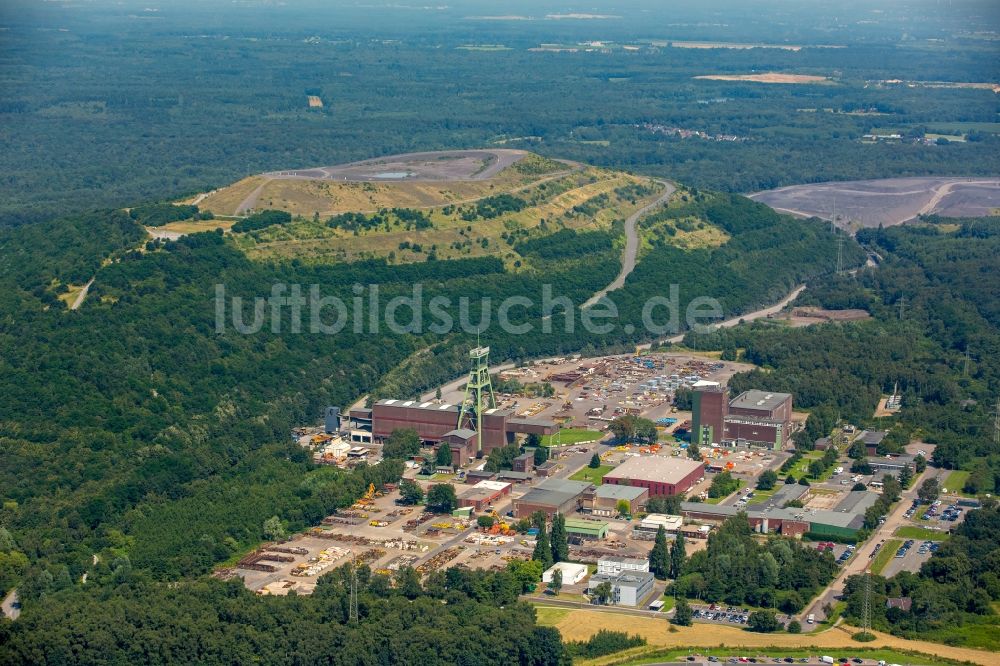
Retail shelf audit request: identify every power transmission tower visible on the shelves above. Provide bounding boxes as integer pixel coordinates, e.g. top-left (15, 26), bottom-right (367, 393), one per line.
top-left (836, 235), bottom-right (845, 274)
top-left (994, 398), bottom-right (1000, 446)
top-left (862, 570), bottom-right (872, 637)
top-left (964, 348), bottom-right (971, 377)
top-left (897, 297), bottom-right (906, 320)
top-left (349, 557), bottom-right (359, 623)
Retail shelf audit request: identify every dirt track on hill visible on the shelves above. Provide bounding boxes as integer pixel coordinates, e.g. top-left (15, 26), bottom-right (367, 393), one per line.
top-left (582, 179), bottom-right (676, 308)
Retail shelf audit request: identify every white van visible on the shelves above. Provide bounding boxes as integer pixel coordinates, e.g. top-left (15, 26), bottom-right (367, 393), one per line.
top-left (807, 613), bottom-right (815, 624)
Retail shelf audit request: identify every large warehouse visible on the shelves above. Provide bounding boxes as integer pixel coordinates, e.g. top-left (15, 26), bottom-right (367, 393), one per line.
top-left (349, 399), bottom-right (557, 462)
top-left (512, 478), bottom-right (594, 518)
top-left (602, 456), bottom-right (704, 497)
top-left (691, 386), bottom-right (793, 450)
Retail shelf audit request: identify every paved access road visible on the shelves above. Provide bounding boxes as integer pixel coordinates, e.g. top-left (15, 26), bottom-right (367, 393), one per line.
top-left (582, 180), bottom-right (676, 309)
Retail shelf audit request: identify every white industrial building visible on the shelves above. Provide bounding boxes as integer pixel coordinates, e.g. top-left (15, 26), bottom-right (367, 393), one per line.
top-left (639, 513), bottom-right (683, 533)
top-left (542, 562), bottom-right (588, 585)
top-left (597, 556), bottom-right (649, 576)
top-left (587, 570), bottom-right (656, 607)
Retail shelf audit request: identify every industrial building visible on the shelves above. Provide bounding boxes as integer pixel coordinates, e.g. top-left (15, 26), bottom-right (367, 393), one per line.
top-left (636, 513), bottom-right (683, 534)
top-left (596, 556), bottom-right (649, 576)
top-left (345, 345), bottom-right (558, 464)
top-left (587, 570), bottom-right (655, 607)
top-left (543, 562), bottom-right (588, 585)
top-left (512, 452), bottom-right (535, 473)
top-left (564, 518), bottom-right (610, 540)
top-left (581, 484), bottom-right (649, 517)
top-left (858, 430), bottom-right (888, 456)
top-left (691, 385), bottom-right (793, 450)
top-left (603, 456), bottom-right (704, 497)
top-left (348, 399), bottom-right (556, 463)
top-left (512, 478), bottom-right (594, 518)
top-left (457, 480), bottom-right (512, 511)
top-left (680, 490), bottom-right (879, 539)
top-left (866, 454), bottom-right (916, 476)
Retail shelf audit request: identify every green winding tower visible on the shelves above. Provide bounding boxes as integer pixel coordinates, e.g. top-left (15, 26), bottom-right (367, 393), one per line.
top-left (458, 345), bottom-right (497, 455)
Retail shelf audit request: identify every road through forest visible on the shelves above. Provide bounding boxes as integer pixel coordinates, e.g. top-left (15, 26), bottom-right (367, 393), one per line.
top-left (582, 180), bottom-right (676, 309)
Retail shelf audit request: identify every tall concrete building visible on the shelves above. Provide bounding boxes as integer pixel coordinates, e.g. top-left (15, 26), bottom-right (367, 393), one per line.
top-left (691, 385), bottom-right (792, 450)
top-left (690, 381), bottom-right (726, 448)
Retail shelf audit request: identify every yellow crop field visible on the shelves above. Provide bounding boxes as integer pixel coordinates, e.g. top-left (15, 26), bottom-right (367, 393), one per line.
top-left (538, 607), bottom-right (998, 666)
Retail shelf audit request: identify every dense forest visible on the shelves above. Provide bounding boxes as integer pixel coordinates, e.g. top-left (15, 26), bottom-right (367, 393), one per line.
top-left (1, 1), bottom-right (998, 226)
top-left (0, 564), bottom-right (565, 665)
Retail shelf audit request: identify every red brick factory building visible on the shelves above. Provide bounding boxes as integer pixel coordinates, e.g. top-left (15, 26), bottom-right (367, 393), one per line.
top-left (602, 456), bottom-right (705, 497)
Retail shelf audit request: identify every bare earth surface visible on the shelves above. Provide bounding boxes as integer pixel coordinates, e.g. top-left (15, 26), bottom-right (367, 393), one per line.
top-left (262, 149), bottom-right (527, 182)
top-left (231, 149), bottom-right (530, 214)
top-left (694, 73), bottom-right (830, 84)
top-left (749, 177), bottom-right (1000, 229)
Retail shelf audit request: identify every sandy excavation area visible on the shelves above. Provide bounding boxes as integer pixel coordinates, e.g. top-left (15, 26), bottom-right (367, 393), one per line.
top-left (694, 73), bottom-right (830, 84)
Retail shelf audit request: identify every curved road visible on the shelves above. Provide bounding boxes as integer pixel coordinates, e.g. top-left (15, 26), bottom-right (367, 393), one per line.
top-left (582, 180), bottom-right (676, 309)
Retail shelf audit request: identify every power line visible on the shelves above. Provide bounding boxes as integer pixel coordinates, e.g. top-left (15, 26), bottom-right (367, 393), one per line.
top-left (349, 556), bottom-right (359, 623)
top-left (994, 398), bottom-right (1000, 446)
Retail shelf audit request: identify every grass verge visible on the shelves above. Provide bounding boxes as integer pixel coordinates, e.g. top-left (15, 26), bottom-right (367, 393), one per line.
top-left (894, 526), bottom-right (949, 541)
top-left (871, 539), bottom-right (903, 576)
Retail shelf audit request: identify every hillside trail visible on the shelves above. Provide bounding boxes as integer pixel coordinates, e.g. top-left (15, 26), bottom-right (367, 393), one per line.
top-left (582, 179), bottom-right (676, 309)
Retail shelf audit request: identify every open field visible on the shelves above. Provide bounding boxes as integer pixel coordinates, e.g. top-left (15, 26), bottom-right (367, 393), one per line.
top-left (694, 73), bottom-right (831, 84)
top-left (943, 470), bottom-right (970, 495)
top-left (749, 177), bottom-right (1000, 229)
top-left (542, 428), bottom-right (604, 446)
top-left (538, 608), bottom-right (999, 666)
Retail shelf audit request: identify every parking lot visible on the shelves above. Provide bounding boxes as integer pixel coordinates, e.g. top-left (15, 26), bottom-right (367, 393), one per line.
top-left (686, 657), bottom-right (886, 666)
top-left (881, 538), bottom-right (937, 578)
top-left (690, 603), bottom-right (792, 628)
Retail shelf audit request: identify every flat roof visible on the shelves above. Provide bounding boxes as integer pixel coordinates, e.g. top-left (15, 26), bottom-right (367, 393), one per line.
top-left (598, 556), bottom-right (648, 565)
top-left (507, 416), bottom-right (558, 429)
top-left (866, 454), bottom-right (915, 467)
top-left (376, 398), bottom-right (459, 413)
top-left (594, 484), bottom-right (647, 501)
top-left (858, 430), bottom-right (888, 445)
top-left (496, 470), bottom-right (532, 480)
top-left (589, 570), bottom-right (655, 589)
top-left (835, 490), bottom-right (880, 514)
top-left (443, 428), bottom-right (477, 440)
top-left (517, 478), bottom-right (593, 508)
top-left (729, 390), bottom-right (792, 411)
top-left (681, 501), bottom-right (865, 530)
top-left (605, 456), bottom-right (704, 485)
top-left (565, 518), bottom-right (609, 528)
top-left (472, 480), bottom-right (511, 492)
